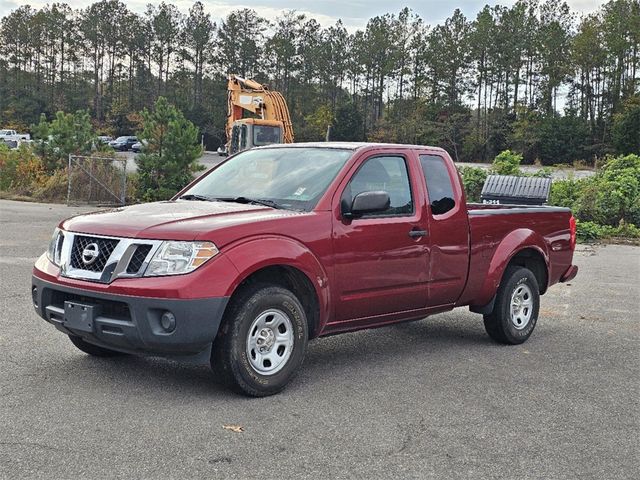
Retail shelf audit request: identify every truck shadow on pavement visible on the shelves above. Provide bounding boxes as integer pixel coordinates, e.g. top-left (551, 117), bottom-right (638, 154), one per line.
top-left (304, 314), bottom-right (490, 370)
top-left (35, 314), bottom-right (492, 398)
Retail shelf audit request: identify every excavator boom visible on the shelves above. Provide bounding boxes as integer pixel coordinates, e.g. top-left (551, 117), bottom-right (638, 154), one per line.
top-left (224, 75), bottom-right (294, 154)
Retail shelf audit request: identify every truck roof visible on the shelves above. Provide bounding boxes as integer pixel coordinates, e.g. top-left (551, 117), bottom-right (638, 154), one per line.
top-left (256, 141), bottom-right (449, 154)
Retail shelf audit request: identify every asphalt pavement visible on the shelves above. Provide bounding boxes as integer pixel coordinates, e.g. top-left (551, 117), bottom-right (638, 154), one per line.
top-left (0, 199), bottom-right (638, 479)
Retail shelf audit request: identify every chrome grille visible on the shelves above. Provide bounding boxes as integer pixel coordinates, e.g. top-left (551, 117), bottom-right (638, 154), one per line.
top-left (59, 232), bottom-right (161, 283)
top-left (126, 245), bottom-right (152, 274)
top-left (70, 235), bottom-right (119, 272)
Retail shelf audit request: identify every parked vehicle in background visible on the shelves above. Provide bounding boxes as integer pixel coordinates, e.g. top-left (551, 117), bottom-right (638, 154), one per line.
top-left (97, 135), bottom-right (113, 144)
top-left (109, 136), bottom-right (137, 151)
top-left (0, 129), bottom-right (30, 142)
top-left (1, 139), bottom-right (19, 149)
top-left (32, 143), bottom-right (578, 397)
top-left (1, 138), bottom-right (32, 149)
top-left (131, 140), bottom-right (147, 153)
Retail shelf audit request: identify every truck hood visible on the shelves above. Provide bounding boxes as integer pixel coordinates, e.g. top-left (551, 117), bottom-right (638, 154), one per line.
top-left (61, 200), bottom-right (304, 244)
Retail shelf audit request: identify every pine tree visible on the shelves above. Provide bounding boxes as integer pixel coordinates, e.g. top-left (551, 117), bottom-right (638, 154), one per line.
top-left (135, 97), bottom-right (203, 201)
top-left (612, 95), bottom-right (640, 154)
top-left (32, 110), bottom-right (96, 172)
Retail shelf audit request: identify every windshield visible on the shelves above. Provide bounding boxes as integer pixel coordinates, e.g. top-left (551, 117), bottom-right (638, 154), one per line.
top-left (183, 147), bottom-right (352, 211)
top-left (253, 125), bottom-right (281, 146)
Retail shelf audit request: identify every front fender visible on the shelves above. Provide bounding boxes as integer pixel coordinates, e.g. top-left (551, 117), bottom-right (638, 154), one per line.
top-left (222, 235), bottom-right (330, 328)
top-left (475, 228), bottom-right (549, 307)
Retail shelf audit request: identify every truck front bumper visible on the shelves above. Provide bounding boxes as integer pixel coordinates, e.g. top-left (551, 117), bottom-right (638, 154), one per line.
top-left (32, 275), bottom-right (229, 360)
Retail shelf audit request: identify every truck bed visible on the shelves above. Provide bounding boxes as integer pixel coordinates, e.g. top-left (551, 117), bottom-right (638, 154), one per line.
top-left (456, 203), bottom-right (574, 308)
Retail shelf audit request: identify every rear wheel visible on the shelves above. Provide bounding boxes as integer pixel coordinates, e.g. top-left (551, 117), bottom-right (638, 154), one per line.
top-left (68, 335), bottom-right (126, 357)
top-left (211, 283), bottom-right (308, 397)
top-left (483, 266), bottom-right (540, 345)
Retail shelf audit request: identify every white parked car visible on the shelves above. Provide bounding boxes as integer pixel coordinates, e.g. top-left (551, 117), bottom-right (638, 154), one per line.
top-left (0, 129), bottom-right (31, 142)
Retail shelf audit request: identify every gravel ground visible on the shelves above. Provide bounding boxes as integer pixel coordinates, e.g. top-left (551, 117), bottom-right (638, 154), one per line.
top-left (0, 199), bottom-right (638, 480)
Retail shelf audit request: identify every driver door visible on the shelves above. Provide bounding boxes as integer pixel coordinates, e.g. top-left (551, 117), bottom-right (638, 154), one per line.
top-left (330, 152), bottom-right (430, 325)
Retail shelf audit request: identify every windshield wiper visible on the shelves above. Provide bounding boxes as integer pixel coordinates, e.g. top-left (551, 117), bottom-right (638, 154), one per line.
top-left (178, 194), bottom-right (215, 201)
top-left (215, 196), bottom-right (283, 209)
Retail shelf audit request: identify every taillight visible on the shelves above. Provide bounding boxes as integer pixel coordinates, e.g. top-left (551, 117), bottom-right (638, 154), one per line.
top-left (569, 215), bottom-right (576, 250)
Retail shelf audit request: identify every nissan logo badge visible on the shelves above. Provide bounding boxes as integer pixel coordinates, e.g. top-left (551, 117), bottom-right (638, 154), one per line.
top-left (81, 243), bottom-right (100, 265)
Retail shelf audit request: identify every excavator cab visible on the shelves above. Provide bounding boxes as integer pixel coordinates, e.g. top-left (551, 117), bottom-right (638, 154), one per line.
top-left (228, 119), bottom-right (284, 155)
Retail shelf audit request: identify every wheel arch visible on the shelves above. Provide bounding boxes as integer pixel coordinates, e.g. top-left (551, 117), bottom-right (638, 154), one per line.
top-left (473, 229), bottom-right (550, 308)
top-left (229, 264), bottom-right (322, 338)
top-left (505, 247), bottom-right (548, 295)
top-left (222, 236), bottom-right (329, 339)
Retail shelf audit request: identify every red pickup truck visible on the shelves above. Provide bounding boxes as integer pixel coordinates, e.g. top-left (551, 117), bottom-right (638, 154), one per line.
top-left (32, 143), bottom-right (578, 396)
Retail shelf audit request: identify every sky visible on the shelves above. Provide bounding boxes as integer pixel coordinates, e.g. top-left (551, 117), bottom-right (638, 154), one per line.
top-left (0, 0), bottom-right (606, 31)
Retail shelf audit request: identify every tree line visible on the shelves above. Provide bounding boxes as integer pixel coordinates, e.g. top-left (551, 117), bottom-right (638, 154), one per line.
top-left (1, 0), bottom-right (639, 164)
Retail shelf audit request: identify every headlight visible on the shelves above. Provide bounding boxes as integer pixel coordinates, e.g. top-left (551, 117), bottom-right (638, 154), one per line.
top-left (143, 241), bottom-right (219, 276)
top-left (47, 228), bottom-right (64, 266)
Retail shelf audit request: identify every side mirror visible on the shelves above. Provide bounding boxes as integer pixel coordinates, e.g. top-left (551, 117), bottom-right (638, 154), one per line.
top-left (345, 191), bottom-right (390, 218)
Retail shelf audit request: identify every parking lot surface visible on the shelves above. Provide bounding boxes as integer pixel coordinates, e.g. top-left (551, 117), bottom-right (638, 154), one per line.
top-left (0, 199), bottom-right (638, 479)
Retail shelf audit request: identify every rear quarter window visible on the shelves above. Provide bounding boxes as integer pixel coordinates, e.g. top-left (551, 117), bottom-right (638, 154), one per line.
top-left (419, 154), bottom-right (456, 216)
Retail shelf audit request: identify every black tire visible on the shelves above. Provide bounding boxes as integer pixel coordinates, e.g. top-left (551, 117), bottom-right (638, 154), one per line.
top-left (68, 335), bottom-right (126, 357)
top-left (211, 283), bottom-right (308, 397)
top-left (483, 266), bottom-right (540, 345)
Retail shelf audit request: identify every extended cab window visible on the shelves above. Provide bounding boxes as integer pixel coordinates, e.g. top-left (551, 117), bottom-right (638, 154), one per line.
top-left (344, 156), bottom-right (413, 216)
top-left (419, 154), bottom-right (456, 216)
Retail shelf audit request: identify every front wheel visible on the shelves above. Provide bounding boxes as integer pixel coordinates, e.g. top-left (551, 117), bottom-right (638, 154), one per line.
top-left (211, 284), bottom-right (308, 397)
top-left (483, 266), bottom-right (540, 345)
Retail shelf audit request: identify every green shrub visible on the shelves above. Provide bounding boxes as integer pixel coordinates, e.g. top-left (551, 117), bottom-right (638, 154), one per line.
top-left (33, 169), bottom-right (68, 202)
top-left (575, 220), bottom-right (608, 241)
top-left (596, 154), bottom-right (640, 226)
top-left (549, 178), bottom-right (582, 208)
top-left (576, 219), bottom-right (640, 242)
top-left (610, 221), bottom-right (640, 238)
top-left (126, 173), bottom-right (138, 203)
top-left (0, 144), bottom-right (15, 190)
top-left (0, 144), bottom-right (47, 195)
top-left (457, 166), bottom-right (488, 202)
top-left (531, 166), bottom-right (553, 178)
top-left (491, 150), bottom-right (522, 176)
top-left (548, 154), bottom-right (640, 229)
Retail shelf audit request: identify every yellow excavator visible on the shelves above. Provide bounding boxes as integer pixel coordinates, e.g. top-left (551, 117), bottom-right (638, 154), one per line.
top-left (219, 75), bottom-right (294, 155)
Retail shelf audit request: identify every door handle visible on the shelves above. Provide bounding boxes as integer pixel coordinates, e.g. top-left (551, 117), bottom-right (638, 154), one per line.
top-left (409, 229), bottom-right (428, 238)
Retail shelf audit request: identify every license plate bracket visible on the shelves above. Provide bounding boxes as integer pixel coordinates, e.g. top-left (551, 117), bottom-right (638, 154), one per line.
top-left (64, 301), bottom-right (100, 333)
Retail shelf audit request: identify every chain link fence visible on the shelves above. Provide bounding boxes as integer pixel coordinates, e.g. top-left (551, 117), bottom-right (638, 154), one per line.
top-left (67, 155), bottom-right (127, 206)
